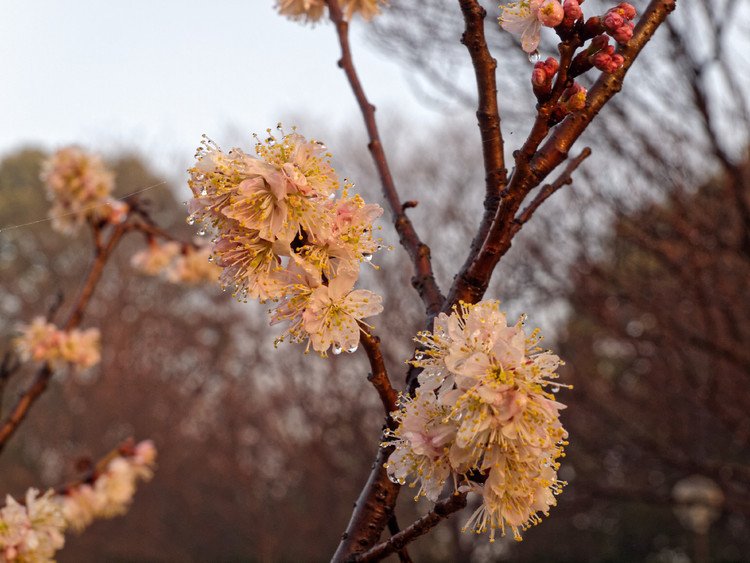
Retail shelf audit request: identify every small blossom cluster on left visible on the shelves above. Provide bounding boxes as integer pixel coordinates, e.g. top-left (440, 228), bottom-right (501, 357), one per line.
top-left (41, 147), bottom-right (127, 235)
top-left (14, 317), bottom-right (100, 373)
top-left (0, 440), bottom-right (156, 563)
top-left (187, 128), bottom-right (384, 356)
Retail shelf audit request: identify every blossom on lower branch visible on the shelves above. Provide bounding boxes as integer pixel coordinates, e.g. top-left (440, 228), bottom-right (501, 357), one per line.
top-left (385, 300), bottom-right (569, 541)
top-left (0, 440), bottom-right (156, 562)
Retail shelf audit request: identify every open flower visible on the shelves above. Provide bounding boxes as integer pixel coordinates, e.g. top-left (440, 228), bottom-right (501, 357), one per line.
top-left (301, 271), bottom-right (383, 354)
top-left (390, 300), bottom-right (569, 541)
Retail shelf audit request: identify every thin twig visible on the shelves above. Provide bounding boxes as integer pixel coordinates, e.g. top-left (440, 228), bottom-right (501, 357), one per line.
top-left (325, 0), bottom-right (444, 316)
top-left (356, 493), bottom-right (468, 562)
top-left (514, 147), bottom-right (592, 228)
top-left (453, 0), bottom-right (507, 293)
top-left (447, 0), bottom-right (677, 308)
top-left (359, 329), bottom-right (399, 418)
top-left (0, 223), bottom-right (126, 453)
top-left (386, 514), bottom-right (414, 563)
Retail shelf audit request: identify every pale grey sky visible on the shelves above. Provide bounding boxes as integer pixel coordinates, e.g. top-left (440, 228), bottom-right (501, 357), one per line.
top-left (0, 0), bottom-right (439, 177)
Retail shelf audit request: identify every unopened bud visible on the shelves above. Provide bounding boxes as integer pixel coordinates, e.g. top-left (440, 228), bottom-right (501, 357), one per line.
top-left (562, 0), bottom-right (583, 26)
top-left (611, 21), bottom-right (634, 43)
top-left (588, 34), bottom-right (609, 54)
top-left (616, 2), bottom-right (637, 20)
top-left (603, 11), bottom-right (624, 31)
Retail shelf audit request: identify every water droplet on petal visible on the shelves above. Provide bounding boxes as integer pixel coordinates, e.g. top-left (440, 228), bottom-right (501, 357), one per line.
top-left (200, 187), bottom-right (208, 197)
top-left (332, 344), bottom-right (342, 355)
top-left (207, 255), bottom-right (214, 262)
top-left (551, 385), bottom-right (560, 393)
top-left (347, 345), bottom-right (358, 353)
top-left (198, 227), bottom-right (206, 236)
top-left (363, 253), bottom-right (373, 262)
top-left (186, 215), bottom-right (196, 225)
top-left (528, 50), bottom-right (541, 63)
top-left (414, 350), bottom-right (424, 360)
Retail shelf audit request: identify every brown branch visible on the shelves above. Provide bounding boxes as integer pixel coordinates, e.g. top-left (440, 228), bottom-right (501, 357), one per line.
top-left (454, 0), bottom-right (507, 289)
top-left (514, 147), bottom-right (592, 228)
top-left (359, 329), bottom-right (399, 418)
top-left (331, 445), bottom-right (401, 562)
top-left (355, 493), bottom-right (468, 562)
top-left (0, 223), bottom-right (126, 454)
top-left (325, 0), bottom-right (444, 316)
top-left (386, 514), bottom-right (414, 563)
top-left (447, 0), bottom-right (677, 308)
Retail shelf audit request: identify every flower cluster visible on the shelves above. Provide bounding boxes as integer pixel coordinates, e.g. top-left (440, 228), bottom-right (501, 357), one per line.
top-left (40, 147), bottom-right (127, 235)
top-left (60, 440), bottom-right (157, 532)
top-left (130, 241), bottom-right (221, 285)
top-left (602, 3), bottom-right (637, 44)
top-left (14, 318), bottom-right (101, 373)
top-left (187, 128), bottom-right (383, 355)
top-left (276, 0), bottom-right (384, 23)
top-left (0, 489), bottom-right (66, 562)
top-left (0, 441), bottom-right (156, 562)
top-left (386, 301), bottom-right (568, 541)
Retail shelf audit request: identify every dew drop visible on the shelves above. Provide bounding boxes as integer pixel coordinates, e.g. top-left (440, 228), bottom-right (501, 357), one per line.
top-left (346, 345), bottom-right (358, 353)
top-left (551, 385), bottom-right (560, 393)
top-left (198, 227), bottom-right (206, 236)
top-left (200, 187), bottom-right (208, 197)
top-left (363, 253), bottom-right (373, 262)
top-left (528, 50), bottom-right (541, 63)
top-left (332, 344), bottom-right (343, 355)
top-left (207, 255), bottom-right (214, 262)
top-left (186, 215), bottom-right (196, 225)
top-left (414, 350), bottom-right (424, 361)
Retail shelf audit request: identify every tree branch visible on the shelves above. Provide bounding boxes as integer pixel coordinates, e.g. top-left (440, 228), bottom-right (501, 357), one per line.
top-left (0, 223), bottom-right (126, 454)
top-left (447, 0), bottom-right (677, 308)
top-left (325, 0), bottom-right (445, 316)
top-left (355, 493), bottom-right (468, 562)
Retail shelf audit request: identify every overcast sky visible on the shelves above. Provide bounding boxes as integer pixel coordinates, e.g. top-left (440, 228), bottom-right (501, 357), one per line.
top-left (0, 1), bottom-right (439, 178)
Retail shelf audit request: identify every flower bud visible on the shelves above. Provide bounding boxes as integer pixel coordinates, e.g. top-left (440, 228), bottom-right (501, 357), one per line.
top-left (588, 33), bottom-right (609, 54)
top-left (562, 0), bottom-right (583, 26)
top-left (603, 11), bottom-right (624, 31)
top-left (537, 0), bottom-right (564, 27)
top-left (611, 21), bottom-right (634, 43)
top-left (616, 2), bottom-right (637, 20)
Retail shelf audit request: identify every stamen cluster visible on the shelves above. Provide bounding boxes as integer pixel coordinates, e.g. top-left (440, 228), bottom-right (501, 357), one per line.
top-left (386, 300), bottom-right (568, 541)
top-left (187, 128), bottom-right (384, 355)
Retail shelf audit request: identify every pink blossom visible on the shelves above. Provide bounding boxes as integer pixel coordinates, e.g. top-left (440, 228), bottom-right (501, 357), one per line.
top-left (537, 0), bottom-right (564, 27)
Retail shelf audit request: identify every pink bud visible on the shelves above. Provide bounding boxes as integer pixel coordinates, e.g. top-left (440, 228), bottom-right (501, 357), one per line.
top-left (532, 67), bottom-right (548, 88)
top-left (562, 0), bottom-right (583, 26)
top-left (590, 46), bottom-right (624, 73)
top-left (612, 21), bottom-right (634, 43)
top-left (617, 2), bottom-right (637, 20)
top-left (543, 57), bottom-right (560, 74)
top-left (603, 11), bottom-right (624, 31)
top-left (537, 0), bottom-right (565, 27)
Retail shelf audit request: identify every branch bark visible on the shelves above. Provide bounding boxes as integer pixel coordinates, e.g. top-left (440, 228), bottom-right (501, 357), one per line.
top-left (325, 0), bottom-right (445, 316)
top-left (0, 223), bottom-right (126, 454)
